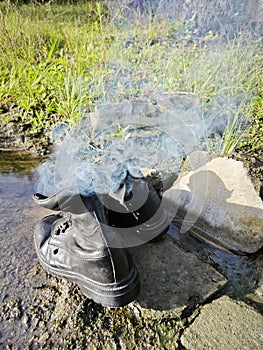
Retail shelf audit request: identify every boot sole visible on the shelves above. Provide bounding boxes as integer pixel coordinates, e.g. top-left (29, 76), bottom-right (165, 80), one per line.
top-left (38, 254), bottom-right (140, 308)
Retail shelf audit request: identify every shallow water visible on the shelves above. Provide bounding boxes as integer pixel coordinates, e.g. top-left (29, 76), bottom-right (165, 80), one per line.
top-left (0, 153), bottom-right (43, 298)
top-left (0, 152), bottom-right (51, 348)
top-left (168, 224), bottom-right (259, 298)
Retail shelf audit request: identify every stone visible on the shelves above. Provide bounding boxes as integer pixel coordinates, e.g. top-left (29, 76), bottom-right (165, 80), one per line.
top-left (89, 99), bottom-right (158, 136)
top-left (181, 295), bottom-right (263, 350)
top-left (247, 269), bottom-right (263, 312)
top-left (130, 236), bottom-right (227, 317)
top-left (38, 332), bottom-right (50, 344)
top-left (163, 157), bottom-right (263, 253)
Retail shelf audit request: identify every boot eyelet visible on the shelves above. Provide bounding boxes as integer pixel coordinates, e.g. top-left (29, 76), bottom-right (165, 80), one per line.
top-left (53, 248), bottom-right (59, 255)
top-left (55, 221), bottom-right (70, 235)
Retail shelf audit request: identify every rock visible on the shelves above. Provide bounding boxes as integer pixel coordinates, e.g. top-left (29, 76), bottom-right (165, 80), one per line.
top-left (89, 99), bottom-right (158, 136)
top-left (130, 236), bottom-right (227, 316)
top-left (246, 268), bottom-right (263, 312)
top-left (181, 295), bottom-right (263, 350)
top-left (38, 332), bottom-right (50, 344)
top-left (0, 297), bottom-right (22, 322)
top-left (163, 157), bottom-right (263, 253)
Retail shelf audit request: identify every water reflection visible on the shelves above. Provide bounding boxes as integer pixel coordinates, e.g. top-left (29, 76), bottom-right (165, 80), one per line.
top-left (0, 152), bottom-right (50, 301)
top-left (0, 151), bottom-right (46, 177)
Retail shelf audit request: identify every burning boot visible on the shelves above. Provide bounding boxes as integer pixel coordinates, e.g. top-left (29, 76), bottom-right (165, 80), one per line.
top-left (97, 170), bottom-right (170, 247)
top-left (33, 191), bottom-right (140, 308)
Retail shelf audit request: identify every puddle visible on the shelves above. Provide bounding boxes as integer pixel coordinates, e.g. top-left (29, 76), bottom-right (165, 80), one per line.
top-left (0, 151), bottom-right (47, 176)
top-left (0, 152), bottom-right (50, 347)
top-left (168, 222), bottom-right (260, 298)
top-left (0, 152), bottom-right (45, 298)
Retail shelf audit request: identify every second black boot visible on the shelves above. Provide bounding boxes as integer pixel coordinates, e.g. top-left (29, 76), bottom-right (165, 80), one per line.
top-left (97, 172), bottom-right (170, 247)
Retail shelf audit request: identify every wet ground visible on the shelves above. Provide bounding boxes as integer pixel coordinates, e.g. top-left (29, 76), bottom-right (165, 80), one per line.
top-left (0, 152), bottom-right (262, 349)
top-left (0, 152), bottom-right (50, 348)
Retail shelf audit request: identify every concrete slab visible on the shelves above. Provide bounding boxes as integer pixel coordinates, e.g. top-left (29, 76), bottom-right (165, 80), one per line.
top-left (181, 295), bottom-right (263, 350)
top-left (130, 236), bottom-right (227, 317)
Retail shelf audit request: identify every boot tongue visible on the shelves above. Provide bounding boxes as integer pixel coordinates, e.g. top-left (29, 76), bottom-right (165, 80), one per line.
top-left (109, 183), bottom-right (126, 204)
top-left (108, 173), bottom-right (137, 207)
top-left (109, 167), bottom-right (139, 210)
top-left (110, 162), bottom-right (143, 195)
top-left (101, 173), bottom-right (148, 214)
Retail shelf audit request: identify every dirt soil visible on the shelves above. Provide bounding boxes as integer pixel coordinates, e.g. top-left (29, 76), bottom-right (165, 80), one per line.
top-left (232, 147), bottom-right (263, 200)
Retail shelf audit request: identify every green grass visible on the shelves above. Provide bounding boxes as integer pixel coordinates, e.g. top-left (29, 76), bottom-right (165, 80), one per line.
top-left (0, 0), bottom-right (262, 154)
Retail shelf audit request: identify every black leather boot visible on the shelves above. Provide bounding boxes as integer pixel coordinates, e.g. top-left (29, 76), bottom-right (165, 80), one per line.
top-left (97, 173), bottom-right (170, 247)
top-left (33, 191), bottom-right (140, 308)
